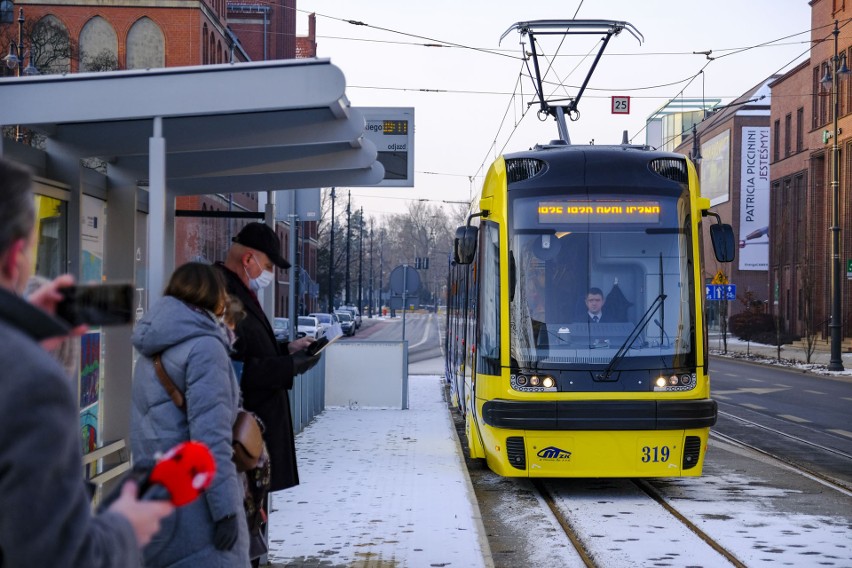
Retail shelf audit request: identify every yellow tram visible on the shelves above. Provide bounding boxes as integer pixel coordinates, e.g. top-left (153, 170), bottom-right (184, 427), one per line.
top-left (445, 144), bottom-right (735, 478)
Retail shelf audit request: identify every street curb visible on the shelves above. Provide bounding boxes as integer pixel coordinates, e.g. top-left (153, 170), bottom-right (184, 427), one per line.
top-left (442, 382), bottom-right (496, 568)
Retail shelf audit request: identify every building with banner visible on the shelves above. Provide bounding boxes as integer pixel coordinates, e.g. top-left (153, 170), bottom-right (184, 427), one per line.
top-left (672, 78), bottom-right (775, 329)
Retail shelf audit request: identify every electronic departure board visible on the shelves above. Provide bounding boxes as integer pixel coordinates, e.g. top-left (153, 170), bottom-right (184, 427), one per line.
top-left (538, 201), bottom-right (661, 224)
top-left (382, 120), bottom-right (408, 135)
top-left (362, 107), bottom-right (414, 187)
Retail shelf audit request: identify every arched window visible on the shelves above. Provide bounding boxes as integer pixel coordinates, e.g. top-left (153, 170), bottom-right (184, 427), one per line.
top-left (32, 15), bottom-right (71, 74)
top-left (210, 34), bottom-right (216, 65)
top-left (216, 39), bottom-right (222, 64)
top-left (126, 17), bottom-right (164, 70)
top-left (79, 16), bottom-right (118, 72)
top-left (202, 24), bottom-right (208, 64)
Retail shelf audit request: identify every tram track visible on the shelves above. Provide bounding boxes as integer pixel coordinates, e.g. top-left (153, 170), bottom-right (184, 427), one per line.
top-left (710, 425), bottom-right (852, 496)
top-left (532, 478), bottom-right (746, 568)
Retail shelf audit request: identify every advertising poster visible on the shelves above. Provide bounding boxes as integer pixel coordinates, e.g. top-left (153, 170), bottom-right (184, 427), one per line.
top-left (80, 332), bottom-right (100, 408)
top-left (738, 127), bottom-right (771, 271)
top-left (79, 195), bottom-right (105, 457)
top-left (80, 405), bottom-right (99, 478)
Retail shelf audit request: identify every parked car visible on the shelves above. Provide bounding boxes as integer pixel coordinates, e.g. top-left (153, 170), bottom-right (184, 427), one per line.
top-left (298, 315), bottom-right (324, 339)
top-left (335, 311), bottom-right (356, 336)
top-left (273, 317), bottom-right (291, 341)
top-left (273, 317), bottom-right (305, 342)
top-left (339, 305), bottom-right (362, 328)
top-left (308, 312), bottom-right (340, 337)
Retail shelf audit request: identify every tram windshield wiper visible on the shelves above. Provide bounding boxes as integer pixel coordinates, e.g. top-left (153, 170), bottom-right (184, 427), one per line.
top-left (598, 293), bottom-right (666, 381)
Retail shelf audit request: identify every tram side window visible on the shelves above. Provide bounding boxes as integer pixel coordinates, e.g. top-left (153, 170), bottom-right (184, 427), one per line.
top-left (477, 222), bottom-right (500, 374)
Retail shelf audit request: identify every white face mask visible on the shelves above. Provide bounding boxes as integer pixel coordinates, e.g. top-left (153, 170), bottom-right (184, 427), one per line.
top-left (245, 255), bottom-right (274, 291)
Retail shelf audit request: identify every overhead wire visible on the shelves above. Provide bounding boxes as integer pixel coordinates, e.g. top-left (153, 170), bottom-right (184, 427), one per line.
top-left (250, 1), bottom-right (821, 204)
top-left (666, 18), bottom-right (850, 151)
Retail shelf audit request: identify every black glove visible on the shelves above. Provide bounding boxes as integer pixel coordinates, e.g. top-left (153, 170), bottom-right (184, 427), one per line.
top-left (97, 460), bottom-right (155, 512)
top-left (213, 514), bottom-right (239, 551)
top-left (291, 349), bottom-right (321, 376)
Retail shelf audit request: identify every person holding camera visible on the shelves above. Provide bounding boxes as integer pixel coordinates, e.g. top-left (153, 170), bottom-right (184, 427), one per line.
top-left (0, 157), bottom-right (174, 567)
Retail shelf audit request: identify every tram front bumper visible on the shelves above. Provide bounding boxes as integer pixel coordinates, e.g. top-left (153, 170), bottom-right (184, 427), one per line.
top-left (481, 399), bottom-right (718, 430)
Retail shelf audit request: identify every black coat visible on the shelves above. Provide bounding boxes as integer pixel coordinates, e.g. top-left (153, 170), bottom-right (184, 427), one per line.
top-left (217, 263), bottom-right (299, 492)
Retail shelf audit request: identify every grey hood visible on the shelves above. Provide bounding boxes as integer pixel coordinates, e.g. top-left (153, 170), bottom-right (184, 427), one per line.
top-left (132, 295), bottom-right (229, 357)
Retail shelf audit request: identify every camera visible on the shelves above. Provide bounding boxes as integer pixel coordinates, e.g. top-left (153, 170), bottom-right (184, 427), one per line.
top-left (56, 283), bottom-right (134, 326)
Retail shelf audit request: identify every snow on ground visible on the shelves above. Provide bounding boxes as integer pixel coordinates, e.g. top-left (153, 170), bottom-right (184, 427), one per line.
top-left (653, 469), bottom-right (851, 567)
top-left (267, 375), bottom-right (488, 567)
top-left (709, 336), bottom-right (852, 377)
top-left (265, 339), bottom-right (851, 567)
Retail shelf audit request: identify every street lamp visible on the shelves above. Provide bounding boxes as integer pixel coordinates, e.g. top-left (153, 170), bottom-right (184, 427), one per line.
top-left (819, 19), bottom-right (848, 371)
top-left (3, 7), bottom-right (39, 142)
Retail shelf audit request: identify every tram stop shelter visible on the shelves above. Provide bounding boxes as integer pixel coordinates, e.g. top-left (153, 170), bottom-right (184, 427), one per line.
top-left (0, 58), bottom-right (385, 487)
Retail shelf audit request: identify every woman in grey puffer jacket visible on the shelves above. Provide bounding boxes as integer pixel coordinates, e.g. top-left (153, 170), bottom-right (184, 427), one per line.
top-left (130, 263), bottom-right (249, 567)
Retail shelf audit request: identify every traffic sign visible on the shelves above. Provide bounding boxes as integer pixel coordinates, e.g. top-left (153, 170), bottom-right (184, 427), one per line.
top-left (705, 284), bottom-right (736, 301)
top-left (847, 259), bottom-right (852, 279)
top-left (611, 96), bottom-right (630, 114)
top-left (389, 265), bottom-right (421, 296)
top-left (711, 270), bottom-right (729, 285)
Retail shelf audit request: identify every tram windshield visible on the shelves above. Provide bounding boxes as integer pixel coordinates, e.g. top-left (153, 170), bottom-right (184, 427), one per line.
top-left (508, 191), bottom-right (695, 370)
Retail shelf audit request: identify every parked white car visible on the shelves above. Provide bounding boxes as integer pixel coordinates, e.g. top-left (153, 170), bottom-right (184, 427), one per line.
top-left (297, 315), bottom-right (324, 339)
top-left (339, 305), bottom-right (362, 328)
top-left (309, 312), bottom-right (344, 340)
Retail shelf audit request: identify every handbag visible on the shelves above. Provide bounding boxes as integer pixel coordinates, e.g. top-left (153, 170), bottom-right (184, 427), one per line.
top-left (153, 353), bottom-right (265, 472)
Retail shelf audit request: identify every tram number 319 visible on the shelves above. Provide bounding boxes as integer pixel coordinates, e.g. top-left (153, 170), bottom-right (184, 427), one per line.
top-left (641, 446), bottom-right (671, 463)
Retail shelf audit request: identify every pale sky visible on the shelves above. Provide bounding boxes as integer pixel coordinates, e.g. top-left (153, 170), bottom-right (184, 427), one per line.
top-left (295, 1), bottom-right (812, 218)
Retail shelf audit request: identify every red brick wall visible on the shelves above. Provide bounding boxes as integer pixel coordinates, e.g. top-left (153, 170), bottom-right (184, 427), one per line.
top-left (15, 4), bottom-right (231, 70)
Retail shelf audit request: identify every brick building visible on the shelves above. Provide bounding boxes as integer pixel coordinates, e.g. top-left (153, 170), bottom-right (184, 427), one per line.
top-left (764, 0), bottom-right (851, 347)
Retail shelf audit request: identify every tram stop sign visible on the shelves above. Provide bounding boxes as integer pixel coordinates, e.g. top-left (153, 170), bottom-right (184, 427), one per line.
top-left (389, 265), bottom-right (421, 296)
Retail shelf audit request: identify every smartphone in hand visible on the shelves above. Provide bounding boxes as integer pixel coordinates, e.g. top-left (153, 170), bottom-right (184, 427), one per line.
top-left (56, 283), bottom-right (134, 326)
top-left (305, 336), bottom-right (329, 357)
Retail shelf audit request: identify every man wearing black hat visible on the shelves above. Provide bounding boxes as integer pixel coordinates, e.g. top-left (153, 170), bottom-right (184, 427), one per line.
top-left (216, 222), bottom-right (319, 494)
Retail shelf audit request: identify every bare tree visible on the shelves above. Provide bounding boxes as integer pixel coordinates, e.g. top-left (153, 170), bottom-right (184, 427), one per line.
top-left (0, 16), bottom-right (74, 76)
top-left (82, 49), bottom-right (119, 72)
top-left (799, 247), bottom-right (818, 363)
top-left (1, 16), bottom-right (75, 144)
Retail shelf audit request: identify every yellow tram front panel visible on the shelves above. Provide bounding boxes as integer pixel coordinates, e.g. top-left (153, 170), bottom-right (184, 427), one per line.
top-left (477, 423), bottom-right (710, 478)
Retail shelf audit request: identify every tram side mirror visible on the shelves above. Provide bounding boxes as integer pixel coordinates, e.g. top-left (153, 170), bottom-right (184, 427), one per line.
top-left (454, 225), bottom-right (478, 265)
top-left (710, 223), bottom-right (736, 263)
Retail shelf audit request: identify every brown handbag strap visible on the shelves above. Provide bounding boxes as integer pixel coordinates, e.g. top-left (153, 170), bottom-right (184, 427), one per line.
top-left (152, 354), bottom-right (186, 411)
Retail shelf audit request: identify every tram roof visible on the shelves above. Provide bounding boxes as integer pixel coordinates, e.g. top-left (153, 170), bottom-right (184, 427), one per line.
top-left (0, 58), bottom-right (384, 194)
top-left (503, 143), bottom-right (690, 190)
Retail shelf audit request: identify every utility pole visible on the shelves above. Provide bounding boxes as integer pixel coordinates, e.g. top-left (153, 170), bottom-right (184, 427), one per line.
top-left (358, 206), bottom-right (364, 312)
top-left (379, 228), bottom-right (385, 315)
top-left (368, 220), bottom-right (374, 318)
top-left (327, 188), bottom-right (335, 313)
top-left (822, 20), bottom-right (847, 371)
top-left (345, 191), bottom-right (351, 305)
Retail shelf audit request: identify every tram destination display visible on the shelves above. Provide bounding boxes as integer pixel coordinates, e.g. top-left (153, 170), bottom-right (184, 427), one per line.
top-left (538, 200), bottom-right (661, 224)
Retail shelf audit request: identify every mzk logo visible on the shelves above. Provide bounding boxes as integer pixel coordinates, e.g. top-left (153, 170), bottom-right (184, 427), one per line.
top-left (536, 446), bottom-right (571, 461)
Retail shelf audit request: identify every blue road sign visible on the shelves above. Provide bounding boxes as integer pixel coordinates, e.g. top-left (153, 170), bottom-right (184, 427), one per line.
top-left (705, 284), bottom-right (736, 301)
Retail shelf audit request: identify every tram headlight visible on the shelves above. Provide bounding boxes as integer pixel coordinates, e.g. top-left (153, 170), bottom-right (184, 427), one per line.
top-left (510, 373), bottom-right (557, 392)
top-left (653, 372), bottom-right (697, 391)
